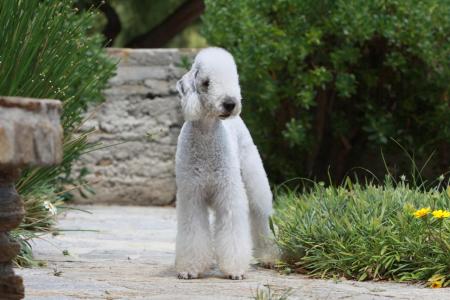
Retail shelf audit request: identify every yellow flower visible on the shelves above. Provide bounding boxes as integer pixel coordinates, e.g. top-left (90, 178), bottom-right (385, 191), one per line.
top-left (429, 274), bottom-right (445, 288)
top-left (432, 209), bottom-right (450, 219)
top-left (413, 207), bottom-right (431, 218)
top-left (431, 281), bottom-right (443, 288)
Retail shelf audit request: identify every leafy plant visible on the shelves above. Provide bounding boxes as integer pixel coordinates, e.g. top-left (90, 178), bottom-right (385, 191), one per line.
top-left (0, 0), bottom-right (115, 264)
top-left (202, 0), bottom-right (450, 182)
top-left (273, 176), bottom-right (450, 286)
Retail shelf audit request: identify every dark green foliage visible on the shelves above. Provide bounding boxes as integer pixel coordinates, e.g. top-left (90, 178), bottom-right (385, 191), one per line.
top-left (273, 177), bottom-right (450, 285)
top-left (202, 0), bottom-right (450, 181)
top-left (0, 0), bottom-right (115, 264)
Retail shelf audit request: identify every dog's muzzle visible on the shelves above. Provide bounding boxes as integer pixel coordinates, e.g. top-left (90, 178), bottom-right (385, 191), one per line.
top-left (220, 96), bottom-right (238, 119)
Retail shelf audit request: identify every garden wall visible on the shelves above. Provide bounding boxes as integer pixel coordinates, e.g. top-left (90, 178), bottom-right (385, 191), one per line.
top-left (74, 48), bottom-right (197, 206)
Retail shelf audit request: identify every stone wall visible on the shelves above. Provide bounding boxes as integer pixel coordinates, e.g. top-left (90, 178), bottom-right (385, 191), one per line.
top-left (74, 48), bottom-right (196, 206)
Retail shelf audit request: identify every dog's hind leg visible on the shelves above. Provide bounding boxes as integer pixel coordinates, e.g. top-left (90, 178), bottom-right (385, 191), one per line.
top-left (175, 185), bottom-right (213, 279)
top-left (240, 143), bottom-right (279, 266)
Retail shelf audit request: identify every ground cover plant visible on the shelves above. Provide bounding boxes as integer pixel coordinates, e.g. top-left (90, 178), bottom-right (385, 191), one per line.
top-left (0, 0), bottom-right (115, 265)
top-left (273, 175), bottom-right (450, 287)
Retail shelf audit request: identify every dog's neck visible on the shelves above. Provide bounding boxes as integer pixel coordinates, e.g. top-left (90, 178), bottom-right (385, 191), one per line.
top-left (190, 118), bottom-right (222, 135)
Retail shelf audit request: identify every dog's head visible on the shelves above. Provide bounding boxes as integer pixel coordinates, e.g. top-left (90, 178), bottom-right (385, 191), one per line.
top-left (176, 47), bottom-right (242, 121)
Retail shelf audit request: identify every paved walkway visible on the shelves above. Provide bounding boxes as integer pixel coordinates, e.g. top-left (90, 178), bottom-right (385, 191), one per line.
top-left (18, 206), bottom-right (450, 299)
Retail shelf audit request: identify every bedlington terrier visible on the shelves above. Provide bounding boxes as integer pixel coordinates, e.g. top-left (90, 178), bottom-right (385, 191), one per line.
top-left (175, 47), bottom-right (277, 280)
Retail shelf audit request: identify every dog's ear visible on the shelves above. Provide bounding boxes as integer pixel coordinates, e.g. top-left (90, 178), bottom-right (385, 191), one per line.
top-left (176, 79), bottom-right (185, 97)
top-left (178, 68), bottom-right (202, 121)
top-left (176, 69), bottom-right (197, 97)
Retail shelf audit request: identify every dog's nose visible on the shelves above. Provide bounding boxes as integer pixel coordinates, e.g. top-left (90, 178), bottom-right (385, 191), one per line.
top-left (223, 100), bottom-right (236, 113)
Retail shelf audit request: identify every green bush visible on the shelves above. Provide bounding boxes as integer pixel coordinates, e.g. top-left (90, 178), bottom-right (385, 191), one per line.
top-left (273, 177), bottom-right (450, 286)
top-left (202, 0), bottom-right (450, 181)
top-left (0, 0), bottom-right (115, 265)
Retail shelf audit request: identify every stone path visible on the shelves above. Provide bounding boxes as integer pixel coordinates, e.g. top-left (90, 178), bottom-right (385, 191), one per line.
top-left (17, 206), bottom-right (450, 300)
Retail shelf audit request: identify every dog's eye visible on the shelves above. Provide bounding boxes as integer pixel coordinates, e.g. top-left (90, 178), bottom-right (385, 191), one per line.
top-left (202, 79), bottom-right (210, 89)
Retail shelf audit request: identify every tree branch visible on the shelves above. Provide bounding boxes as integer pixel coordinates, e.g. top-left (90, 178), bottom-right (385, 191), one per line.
top-left (100, 1), bottom-right (122, 46)
top-left (126, 0), bottom-right (204, 48)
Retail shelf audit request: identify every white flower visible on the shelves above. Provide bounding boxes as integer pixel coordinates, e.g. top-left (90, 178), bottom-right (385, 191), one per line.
top-left (438, 174), bottom-right (445, 181)
top-left (400, 174), bottom-right (406, 182)
top-left (43, 201), bottom-right (57, 216)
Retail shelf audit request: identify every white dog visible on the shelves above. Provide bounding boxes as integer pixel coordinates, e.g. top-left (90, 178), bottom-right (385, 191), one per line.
top-left (175, 47), bottom-right (277, 280)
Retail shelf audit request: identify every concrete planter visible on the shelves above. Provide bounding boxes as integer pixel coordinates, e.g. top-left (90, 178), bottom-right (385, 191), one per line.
top-left (0, 96), bottom-right (63, 299)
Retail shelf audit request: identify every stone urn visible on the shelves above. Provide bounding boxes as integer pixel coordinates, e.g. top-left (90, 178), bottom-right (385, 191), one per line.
top-left (0, 96), bottom-right (63, 299)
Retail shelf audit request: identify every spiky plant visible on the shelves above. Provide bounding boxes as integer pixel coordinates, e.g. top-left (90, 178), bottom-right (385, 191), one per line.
top-left (0, 0), bottom-right (115, 265)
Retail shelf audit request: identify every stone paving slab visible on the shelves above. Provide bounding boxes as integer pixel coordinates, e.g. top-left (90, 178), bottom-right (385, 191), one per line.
top-left (17, 206), bottom-right (450, 299)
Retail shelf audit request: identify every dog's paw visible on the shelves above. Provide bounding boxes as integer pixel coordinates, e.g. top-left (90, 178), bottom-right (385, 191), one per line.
top-left (254, 245), bottom-right (281, 269)
top-left (177, 271), bottom-right (199, 279)
top-left (227, 274), bottom-right (245, 280)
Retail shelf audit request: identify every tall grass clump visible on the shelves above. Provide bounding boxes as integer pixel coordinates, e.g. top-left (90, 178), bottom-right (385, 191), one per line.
top-left (0, 0), bottom-right (115, 265)
top-left (273, 176), bottom-right (450, 287)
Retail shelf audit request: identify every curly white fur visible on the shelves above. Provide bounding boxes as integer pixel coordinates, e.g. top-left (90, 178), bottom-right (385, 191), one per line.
top-left (175, 47), bottom-right (278, 280)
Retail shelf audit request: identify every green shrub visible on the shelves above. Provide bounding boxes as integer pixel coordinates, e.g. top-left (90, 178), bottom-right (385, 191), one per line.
top-left (202, 0), bottom-right (450, 181)
top-left (273, 177), bottom-right (450, 286)
top-left (0, 0), bottom-right (115, 264)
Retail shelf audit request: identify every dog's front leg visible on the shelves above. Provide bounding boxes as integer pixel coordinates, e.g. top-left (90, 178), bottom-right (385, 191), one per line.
top-left (213, 180), bottom-right (252, 280)
top-left (175, 186), bottom-right (213, 279)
